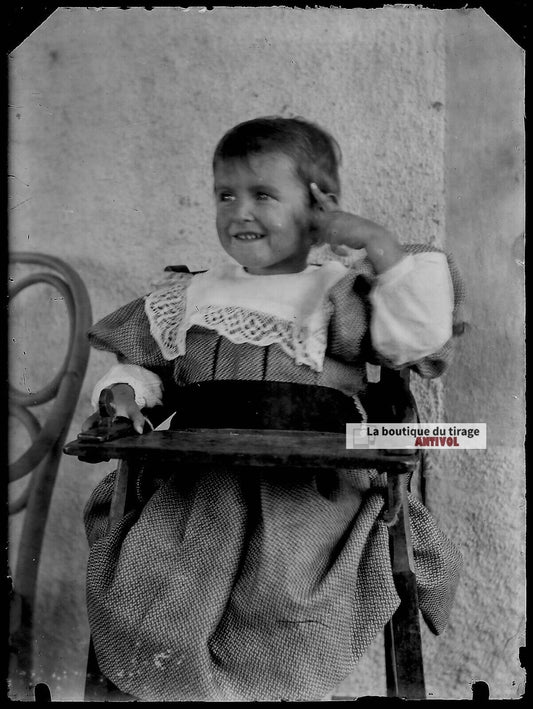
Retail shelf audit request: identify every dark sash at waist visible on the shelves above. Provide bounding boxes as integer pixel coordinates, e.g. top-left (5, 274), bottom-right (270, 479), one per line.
top-left (169, 381), bottom-right (362, 433)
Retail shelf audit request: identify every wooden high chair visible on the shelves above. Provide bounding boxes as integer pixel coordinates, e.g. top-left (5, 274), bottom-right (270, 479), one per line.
top-left (8, 252), bottom-right (92, 700)
top-left (63, 263), bottom-right (426, 701)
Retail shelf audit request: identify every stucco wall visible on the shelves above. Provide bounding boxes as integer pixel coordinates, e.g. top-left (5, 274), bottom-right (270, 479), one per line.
top-left (426, 9), bottom-right (525, 699)
top-left (8, 7), bottom-right (524, 701)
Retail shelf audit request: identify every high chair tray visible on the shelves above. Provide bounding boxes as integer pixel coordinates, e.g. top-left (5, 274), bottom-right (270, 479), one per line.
top-left (64, 428), bottom-right (416, 470)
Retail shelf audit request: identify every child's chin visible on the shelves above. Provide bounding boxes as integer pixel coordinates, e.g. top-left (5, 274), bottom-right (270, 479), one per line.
top-left (232, 254), bottom-right (270, 270)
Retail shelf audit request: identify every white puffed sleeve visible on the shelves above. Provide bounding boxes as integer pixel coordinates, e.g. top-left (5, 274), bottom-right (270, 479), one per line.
top-left (90, 363), bottom-right (164, 409)
top-left (370, 252), bottom-right (454, 367)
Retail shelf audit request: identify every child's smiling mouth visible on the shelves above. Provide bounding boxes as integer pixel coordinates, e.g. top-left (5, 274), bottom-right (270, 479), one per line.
top-left (233, 232), bottom-right (266, 241)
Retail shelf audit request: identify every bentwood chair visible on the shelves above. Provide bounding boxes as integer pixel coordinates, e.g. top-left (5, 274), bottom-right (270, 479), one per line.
top-left (63, 264), bottom-right (425, 701)
top-left (8, 252), bottom-right (92, 701)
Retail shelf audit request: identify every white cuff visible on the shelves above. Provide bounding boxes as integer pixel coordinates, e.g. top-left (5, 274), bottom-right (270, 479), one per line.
top-left (374, 252), bottom-right (413, 286)
top-left (370, 252), bottom-right (454, 366)
top-left (90, 364), bottom-right (164, 409)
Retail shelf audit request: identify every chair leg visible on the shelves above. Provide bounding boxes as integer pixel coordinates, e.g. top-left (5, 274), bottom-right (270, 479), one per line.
top-left (84, 458), bottom-right (140, 701)
top-left (85, 637), bottom-right (136, 701)
top-left (108, 459), bottom-right (134, 533)
top-left (384, 469), bottom-right (425, 699)
top-left (9, 591), bottom-right (34, 700)
top-left (84, 636), bottom-right (104, 700)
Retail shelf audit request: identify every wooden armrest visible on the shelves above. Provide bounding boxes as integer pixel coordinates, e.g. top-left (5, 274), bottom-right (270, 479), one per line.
top-left (64, 428), bottom-right (417, 473)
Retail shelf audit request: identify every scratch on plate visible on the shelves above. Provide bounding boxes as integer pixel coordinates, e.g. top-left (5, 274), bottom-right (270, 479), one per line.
top-left (9, 197), bottom-right (32, 211)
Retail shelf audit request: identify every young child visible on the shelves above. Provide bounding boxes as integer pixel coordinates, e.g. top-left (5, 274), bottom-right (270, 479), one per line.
top-left (83, 116), bottom-right (464, 702)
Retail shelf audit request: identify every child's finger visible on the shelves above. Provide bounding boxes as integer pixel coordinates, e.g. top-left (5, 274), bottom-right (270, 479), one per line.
top-left (81, 411), bottom-right (101, 432)
top-left (330, 244), bottom-right (352, 257)
top-left (310, 182), bottom-right (335, 212)
top-left (133, 412), bottom-right (148, 435)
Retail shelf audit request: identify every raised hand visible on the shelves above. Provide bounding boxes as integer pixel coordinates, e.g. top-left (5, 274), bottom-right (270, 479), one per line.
top-left (309, 183), bottom-right (405, 273)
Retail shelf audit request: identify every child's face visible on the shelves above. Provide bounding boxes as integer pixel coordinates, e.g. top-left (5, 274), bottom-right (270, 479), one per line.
top-left (214, 152), bottom-right (314, 275)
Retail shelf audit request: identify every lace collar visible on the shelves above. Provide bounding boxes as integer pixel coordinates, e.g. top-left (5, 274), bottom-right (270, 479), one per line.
top-left (144, 261), bottom-right (348, 372)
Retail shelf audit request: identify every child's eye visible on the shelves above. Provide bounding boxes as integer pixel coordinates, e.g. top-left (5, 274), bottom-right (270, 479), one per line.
top-left (256, 192), bottom-right (272, 201)
top-left (218, 192), bottom-right (235, 202)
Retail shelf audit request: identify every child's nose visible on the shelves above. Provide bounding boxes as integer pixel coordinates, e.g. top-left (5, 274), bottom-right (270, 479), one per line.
top-left (234, 197), bottom-right (255, 221)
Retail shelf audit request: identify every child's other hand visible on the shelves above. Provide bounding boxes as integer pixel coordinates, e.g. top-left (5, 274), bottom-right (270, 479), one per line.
top-left (107, 383), bottom-right (148, 434)
top-left (309, 183), bottom-right (405, 273)
top-left (81, 383), bottom-right (148, 435)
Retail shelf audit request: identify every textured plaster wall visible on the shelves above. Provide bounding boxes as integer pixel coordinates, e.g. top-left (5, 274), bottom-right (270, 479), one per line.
top-left (423, 10), bottom-right (525, 699)
top-left (7, 6), bottom-right (524, 702)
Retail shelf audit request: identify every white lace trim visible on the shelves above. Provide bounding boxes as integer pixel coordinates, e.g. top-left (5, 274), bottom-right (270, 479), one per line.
top-left (193, 302), bottom-right (333, 372)
top-left (144, 273), bottom-right (336, 372)
top-left (145, 277), bottom-right (191, 361)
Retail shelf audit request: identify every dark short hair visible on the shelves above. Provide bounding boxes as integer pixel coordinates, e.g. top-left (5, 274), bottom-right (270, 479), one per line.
top-left (213, 116), bottom-right (342, 198)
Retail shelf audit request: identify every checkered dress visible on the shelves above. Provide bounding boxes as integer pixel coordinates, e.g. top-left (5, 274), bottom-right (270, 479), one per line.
top-left (84, 248), bottom-right (464, 701)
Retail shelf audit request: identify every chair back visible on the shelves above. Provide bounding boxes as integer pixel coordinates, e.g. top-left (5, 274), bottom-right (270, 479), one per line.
top-left (8, 252), bottom-right (92, 697)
